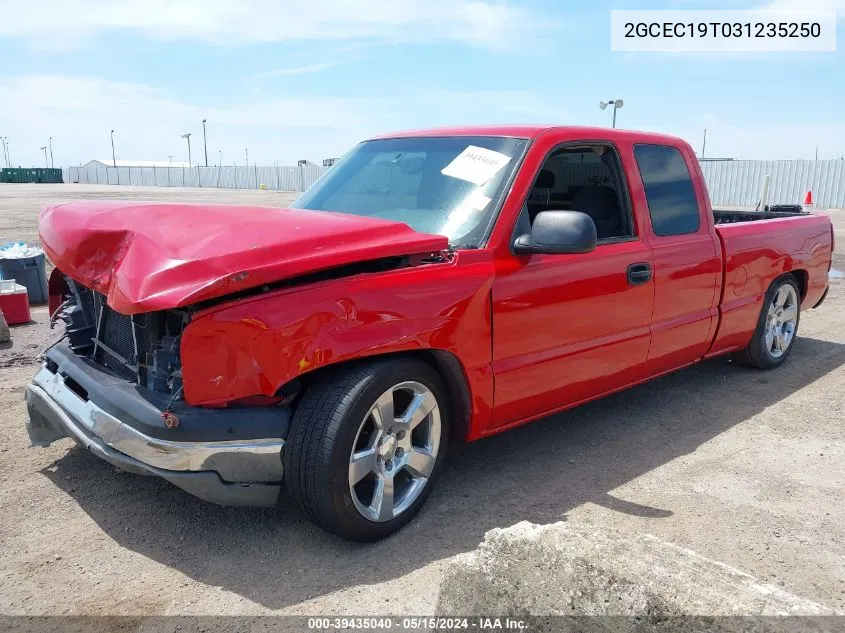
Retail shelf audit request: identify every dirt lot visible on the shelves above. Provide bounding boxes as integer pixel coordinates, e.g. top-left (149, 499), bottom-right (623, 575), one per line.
top-left (0, 183), bottom-right (843, 616)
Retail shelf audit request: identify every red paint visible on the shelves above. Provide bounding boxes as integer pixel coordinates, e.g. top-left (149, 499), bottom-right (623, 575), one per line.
top-left (38, 201), bottom-right (447, 315)
top-left (634, 142), bottom-right (723, 375)
top-left (707, 213), bottom-right (831, 356)
top-left (47, 267), bottom-right (69, 318)
top-left (491, 240), bottom-right (654, 428)
top-left (43, 126), bottom-right (833, 442)
top-left (181, 249), bottom-right (496, 417)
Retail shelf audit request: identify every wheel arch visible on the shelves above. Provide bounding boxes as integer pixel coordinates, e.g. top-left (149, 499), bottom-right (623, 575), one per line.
top-left (283, 349), bottom-right (473, 444)
top-left (788, 268), bottom-right (809, 300)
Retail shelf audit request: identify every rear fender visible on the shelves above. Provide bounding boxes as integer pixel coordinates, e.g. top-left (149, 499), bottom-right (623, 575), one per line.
top-left (709, 216), bottom-right (831, 356)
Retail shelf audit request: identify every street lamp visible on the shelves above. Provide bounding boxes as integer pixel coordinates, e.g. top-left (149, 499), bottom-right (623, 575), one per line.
top-left (40, 146), bottom-right (48, 167)
top-left (202, 119), bottom-right (208, 167)
top-left (218, 149), bottom-right (222, 166)
top-left (49, 136), bottom-right (54, 168)
top-left (244, 147), bottom-right (248, 167)
top-left (110, 130), bottom-right (116, 167)
top-left (1, 137), bottom-right (8, 167)
top-left (599, 99), bottom-right (624, 128)
top-left (181, 133), bottom-right (192, 167)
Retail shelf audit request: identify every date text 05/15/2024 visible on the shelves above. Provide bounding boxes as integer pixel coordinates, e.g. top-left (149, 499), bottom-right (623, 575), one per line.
top-left (307, 617), bottom-right (527, 630)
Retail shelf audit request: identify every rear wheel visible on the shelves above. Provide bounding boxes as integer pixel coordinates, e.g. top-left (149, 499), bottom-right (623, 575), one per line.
top-left (284, 358), bottom-right (449, 541)
top-left (733, 275), bottom-right (801, 369)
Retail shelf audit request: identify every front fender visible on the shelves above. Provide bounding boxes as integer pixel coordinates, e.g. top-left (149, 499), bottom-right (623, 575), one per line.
top-left (180, 253), bottom-right (495, 417)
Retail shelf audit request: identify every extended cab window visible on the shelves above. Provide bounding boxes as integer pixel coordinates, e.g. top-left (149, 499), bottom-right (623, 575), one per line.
top-left (633, 144), bottom-right (701, 236)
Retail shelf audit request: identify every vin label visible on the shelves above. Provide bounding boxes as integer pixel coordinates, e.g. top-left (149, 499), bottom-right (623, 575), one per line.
top-left (610, 10), bottom-right (836, 52)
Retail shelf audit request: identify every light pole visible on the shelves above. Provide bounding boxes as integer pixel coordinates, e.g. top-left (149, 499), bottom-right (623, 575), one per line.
top-left (701, 129), bottom-right (707, 159)
top-left (202, 119), bottom-right (208, 167)
top-left (244, 147), bottom-right (248, 167)
top-left (1, 137), bottom-right (8, 167)
top-left (181, 133), bottom-right (192, 167)
top-left (599, 99), bottom-right (624, 128)
top-left (218, 149), bottom-right (222, 166)
top-left (40, 146), bottom-right (48, 167)
top-left (110, 130), bottom-right (116, 167)
top-left (49, 136), bottom-right (54, 168)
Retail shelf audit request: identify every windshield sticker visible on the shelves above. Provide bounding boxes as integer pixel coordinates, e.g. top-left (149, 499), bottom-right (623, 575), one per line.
top-left (441, 145), bottom-right (512, 186)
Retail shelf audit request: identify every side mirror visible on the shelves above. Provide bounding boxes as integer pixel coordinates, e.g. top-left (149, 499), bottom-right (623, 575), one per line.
top-left (513, 210), bottom-right (597, 255)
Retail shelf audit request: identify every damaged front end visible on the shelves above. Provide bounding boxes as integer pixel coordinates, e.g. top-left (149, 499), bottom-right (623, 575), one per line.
top-left (59, 277), bottom-right (188, 400)
top-left (25, 272), bottom-right (291, 507)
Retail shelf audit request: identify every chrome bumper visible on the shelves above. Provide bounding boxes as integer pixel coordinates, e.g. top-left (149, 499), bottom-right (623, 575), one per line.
top-left (26, 366), bottom-right (285, 506)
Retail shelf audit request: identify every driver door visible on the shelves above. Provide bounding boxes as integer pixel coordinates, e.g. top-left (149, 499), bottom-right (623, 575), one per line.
top-left (490, 142), bottom-right (654, 428)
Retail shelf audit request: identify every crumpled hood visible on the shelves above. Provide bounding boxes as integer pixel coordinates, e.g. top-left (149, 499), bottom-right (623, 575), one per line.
top-left (39, 201), bottom-right (448, 314)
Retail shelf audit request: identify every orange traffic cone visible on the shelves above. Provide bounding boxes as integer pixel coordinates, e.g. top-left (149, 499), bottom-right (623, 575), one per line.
top-left (803, 190), bottom-right (813, 206)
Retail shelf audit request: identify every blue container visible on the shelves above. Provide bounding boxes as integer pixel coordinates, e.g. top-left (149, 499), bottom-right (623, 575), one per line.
top-left (0, 254), bottom-right (49, 304)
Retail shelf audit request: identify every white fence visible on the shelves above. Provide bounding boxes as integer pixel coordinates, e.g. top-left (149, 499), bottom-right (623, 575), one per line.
top-left (62, 164), bottom-right (329, 192)
top-left (701, 159), bottom-right (845, 209)
top-left (60, 159), bottom-right (845, 208)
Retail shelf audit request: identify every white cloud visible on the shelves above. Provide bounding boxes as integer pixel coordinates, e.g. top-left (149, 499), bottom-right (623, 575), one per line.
top-left (249, 61), bottom-right (351, 79)
top-left (0, 75), bottom-right (566, 167)
top-left (0, 0), bottom-right (552, 50)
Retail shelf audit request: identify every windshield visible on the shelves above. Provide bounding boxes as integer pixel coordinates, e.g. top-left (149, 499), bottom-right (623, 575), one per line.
top-left (293, 136), bottom-right (529, 247)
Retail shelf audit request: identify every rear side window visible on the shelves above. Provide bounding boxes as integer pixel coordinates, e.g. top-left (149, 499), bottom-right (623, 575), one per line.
top-left (633, 144), bottom-right (700, 236)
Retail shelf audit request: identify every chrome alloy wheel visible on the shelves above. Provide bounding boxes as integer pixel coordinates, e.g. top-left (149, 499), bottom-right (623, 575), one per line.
top-left (766, 284), bottom-right (799, 359)
top-left (348, 381), bottom-right (441, 522)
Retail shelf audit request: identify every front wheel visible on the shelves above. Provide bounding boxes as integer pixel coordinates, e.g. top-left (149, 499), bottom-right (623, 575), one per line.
top-left (733, 275), bottom-right (801, 369)
top-left (284, 358), bottom-right (449, 541)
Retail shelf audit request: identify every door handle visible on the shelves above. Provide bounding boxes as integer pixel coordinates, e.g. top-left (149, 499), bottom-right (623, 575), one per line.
top-left (627, 262), bottom-right (652, 285)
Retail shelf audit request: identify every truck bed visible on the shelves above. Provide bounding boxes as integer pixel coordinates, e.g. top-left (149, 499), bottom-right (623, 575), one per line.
top-left (713, 207), bottom-right (807, 225)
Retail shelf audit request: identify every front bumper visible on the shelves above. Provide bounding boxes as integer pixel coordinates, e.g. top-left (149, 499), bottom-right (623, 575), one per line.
top-left (25, 349), bottom-right (289, 507)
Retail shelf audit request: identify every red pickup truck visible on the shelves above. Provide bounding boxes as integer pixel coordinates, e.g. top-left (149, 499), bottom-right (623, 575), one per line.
top-left (26, 126), bottom-right (833, 541)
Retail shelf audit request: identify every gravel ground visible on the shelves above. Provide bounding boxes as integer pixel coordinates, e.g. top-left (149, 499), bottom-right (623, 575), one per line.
top-left (0, 184), bottom-right (843, 616)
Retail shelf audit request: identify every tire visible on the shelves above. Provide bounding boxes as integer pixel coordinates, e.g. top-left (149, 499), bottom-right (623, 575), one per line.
top-left (284, 357), bottom-right (449, 541)
top-left (732, 275), bottom-right (801, 369)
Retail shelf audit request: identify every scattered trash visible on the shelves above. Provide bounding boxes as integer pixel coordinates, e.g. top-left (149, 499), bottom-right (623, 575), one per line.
top-left (0, 241), bottom-right (44, 259)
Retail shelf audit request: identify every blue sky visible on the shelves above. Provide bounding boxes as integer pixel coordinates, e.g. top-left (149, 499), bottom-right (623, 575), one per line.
top-left (0, 0), bottom-right (842, 167)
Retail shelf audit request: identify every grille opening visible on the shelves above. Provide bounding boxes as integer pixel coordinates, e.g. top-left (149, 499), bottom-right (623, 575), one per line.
top-left (59, 277), bottom-right (189, 396)
top-left (63, 376), bottom-right (89, 401)
top-left (94, 308), bottom-right (147, 383)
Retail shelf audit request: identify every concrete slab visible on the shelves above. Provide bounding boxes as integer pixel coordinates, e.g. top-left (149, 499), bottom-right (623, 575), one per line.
top-left (437, 521), bottom-right (839, 618)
